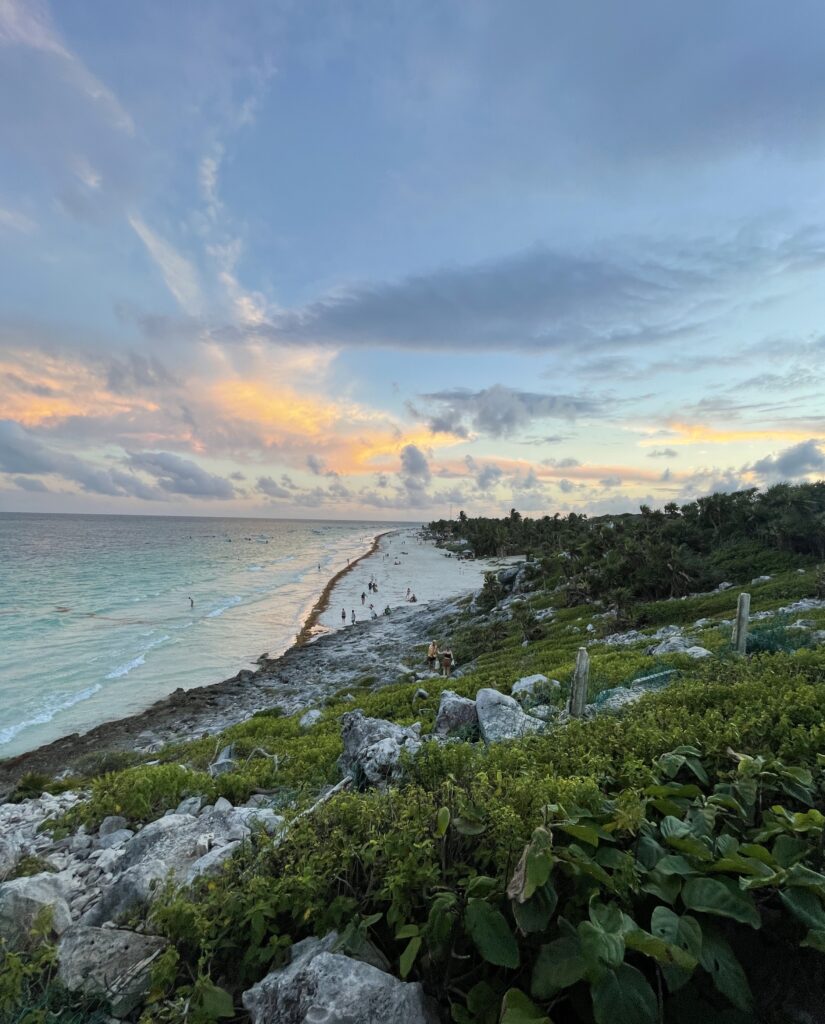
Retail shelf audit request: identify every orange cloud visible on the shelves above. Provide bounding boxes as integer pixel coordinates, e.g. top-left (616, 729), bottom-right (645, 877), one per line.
top-left (643, 422), bottom-right (825, 446)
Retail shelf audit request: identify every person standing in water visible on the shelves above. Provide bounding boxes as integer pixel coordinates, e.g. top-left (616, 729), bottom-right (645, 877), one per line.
top-left (189, 596), bottom-right (194, 609)
top-left (351, 609), bottom-right (356, 624)
top-left (341, 608), bottom-right (346, 623)
top-left (361, 591), bottom-right (366, 605)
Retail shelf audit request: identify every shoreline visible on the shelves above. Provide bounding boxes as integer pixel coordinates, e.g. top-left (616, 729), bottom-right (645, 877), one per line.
top-left (295, 529), bottom-right (395, 646)
top-left (0, 533), bottom-right (516, 795)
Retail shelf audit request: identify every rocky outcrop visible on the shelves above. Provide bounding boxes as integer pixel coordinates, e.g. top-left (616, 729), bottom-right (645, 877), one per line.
top-left (433, 691), bottom-right (478, 737)
top-left (475, 688), bottom-right (544, 744)
top-left (511, 673), bottom-right (556, 697)
top-left (57, 925), bottom-right (168, 1018)
top-left (299, 709), bottom-right (322, 728)
top-left (338, 711), bottom-right (422, 787)
top-left (242, 933), bottom-right (437, 1024)
top-left (0, 872), bottom-right (72, 945)
top-left (208, 744), bottom-right (237, 778)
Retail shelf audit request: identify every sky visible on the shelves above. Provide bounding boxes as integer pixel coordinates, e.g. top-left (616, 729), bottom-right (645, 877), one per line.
top-left (1, 0), bottom-right (824, 521)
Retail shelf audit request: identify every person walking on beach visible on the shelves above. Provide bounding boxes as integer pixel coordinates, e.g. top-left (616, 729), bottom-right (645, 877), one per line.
top-left (361, 591), bottom-right (366, 605)
top-left (441, 648), bottom-right (453, 677)
top-left (342, 608), bottom-right (346, 623)
top-left (427, 640), bottom-right (439, 670)
top-left (351, 609), bottom-right (356, 624)
top-left (189, 596), bottom-right (194, 609)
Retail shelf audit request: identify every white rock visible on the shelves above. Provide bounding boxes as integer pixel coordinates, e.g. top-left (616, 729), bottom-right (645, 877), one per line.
top-left (433, 691), bottom-right (478, 737)
top-left (475, 689), bottom-right (544, 744)
top-left (99, 815), bottom-right (128, 837)
top-left (299, 709), bottom-right (323, 728)
top-left (0, 873), bottom-right (72, 946)
top-left (511, 673), bottom-right (552, 697)
top-left (98, 829), bottom-right (135, 849)
top-left (213, 797), bottom-right (234, 814)
top-left (58, 925), bottom-right (168, 1018)
top-left (338, 711), bottom-right (422, 787)
top-left (175, 796), bottom-right (204, 816)
top-left (242, 933), bottom-right (437, 1024)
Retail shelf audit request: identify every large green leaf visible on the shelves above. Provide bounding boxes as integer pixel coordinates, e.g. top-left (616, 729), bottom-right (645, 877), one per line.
top-left (499, 988), bottom-right (552, 1024)
top-left (578, 920), bottom-right (624, 969)
top-left (779, 887), bottom-right (825, 930)
top-left (512, 883), bottom-right (557, 935)
top-left (531, 937), bottom-right (587, 999)
top-left (650, 907), bottom-right (703, 959)
top-left (699, 928), bottom-right (752, 1012)
top-left (591, 964), bottom-right (657, 1024)
top-left (192, 978), bottom-right (235, 1020)
top-left (464, 900), bottom-right (520, 969)
top-left (625, 928), bottom-right (698, 970)
top-left (399, 936), bottom-right (421, 978)
top-left (681, 877), bottom-right (761, 928)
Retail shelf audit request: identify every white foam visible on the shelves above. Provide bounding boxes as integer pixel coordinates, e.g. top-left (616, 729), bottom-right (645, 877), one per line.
top-left (208, 595), bottom-right (242, 618)
top-left (0, 682), bottom-right (103, 745)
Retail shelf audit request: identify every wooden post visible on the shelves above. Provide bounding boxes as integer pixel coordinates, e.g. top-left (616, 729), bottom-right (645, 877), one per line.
top-left (569, 647), bottom-right (590, 718)
top-left (732, 592), bottom-right (751, 655)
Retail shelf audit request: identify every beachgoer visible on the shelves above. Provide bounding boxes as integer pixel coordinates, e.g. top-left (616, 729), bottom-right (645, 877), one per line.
top-left (189, 596), bottom-right (194, 609)
top-left (371, 609), bottom-right (378, 619)
top-left (406, 587), bottom-right (410, 598)
top-left (373, 583), bottom-right (378, 593)
top-left (351, 609), bottom-right (356, 624)
top-left (427, 640), bottom-right (439, 670)
top-left (384, 605), bottom-right (392, 616)
top-left (409, 593), bottom-right (417, 603)
top-left (441, 648), bottom-right (453, 677)
top-left (341, 609), bottom-right (346, 622)
top-left (361, 591), bottom-right (366, 605)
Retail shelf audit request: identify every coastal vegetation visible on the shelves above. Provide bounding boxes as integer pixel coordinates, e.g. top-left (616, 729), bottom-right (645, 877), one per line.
top-left (2, 487), bottom-right (825, 1022)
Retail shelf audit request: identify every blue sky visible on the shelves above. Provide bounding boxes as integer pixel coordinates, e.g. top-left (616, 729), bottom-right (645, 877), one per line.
top-left (1, 0), bottom-right (824, 519)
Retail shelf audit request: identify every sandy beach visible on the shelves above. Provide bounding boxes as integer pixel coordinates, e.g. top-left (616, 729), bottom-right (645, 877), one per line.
top-left (0, 529), bottom-right (519, 793)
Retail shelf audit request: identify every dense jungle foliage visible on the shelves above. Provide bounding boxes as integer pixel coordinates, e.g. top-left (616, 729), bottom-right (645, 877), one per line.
top-left (430, 483), bottom-right (825, 619)
top-left (3, 499), bottom-right (825, 1023)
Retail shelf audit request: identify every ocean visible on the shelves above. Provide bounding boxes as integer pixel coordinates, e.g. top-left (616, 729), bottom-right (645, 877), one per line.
top-left (0, 513), bottom-right (395, 758)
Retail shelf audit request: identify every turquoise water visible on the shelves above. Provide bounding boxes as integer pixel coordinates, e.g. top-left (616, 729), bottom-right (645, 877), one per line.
top-left (0, 514), bottom-right (391, 757)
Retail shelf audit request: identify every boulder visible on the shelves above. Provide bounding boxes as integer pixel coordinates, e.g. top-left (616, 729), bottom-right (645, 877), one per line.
top-left (299, 709), bottom-right (322, 728)
top-left (57, 925), bottom-right (168, 1018)
top-left (98, 829), bottom-right (135, 849)
top-left (175, 795), bottom-right (204, 816)
top-left (99, 815), bottom-right (128, 837)
top-left (684, 646), bottom-right (712, 659)
top-left (589, 687), bottom-right (646, 713)
top-left (433, 691), bottom-right (478, 737)
top-left (83, 808), bottom-right (254, 925)
top-left (183, 842), bottom-right (241, 884)
top-left (497, 565), bottom-right (521, 588)
top-left (208, 744), bottom-right (237, 778)
top-left (511, 673), bottom-right (553, 697)
top-left (751, 575), bottom-right (772, 585)
top-left (475, 689), bottom-right (544, 744)
top-left (0, 873), bottom-right (72, 946)
top-left (648, 635), bottom-right (690, 655)
top-left (338, 711), bottom-right (422, 787)
top-left (242, 933), bottom-right (436, 1024)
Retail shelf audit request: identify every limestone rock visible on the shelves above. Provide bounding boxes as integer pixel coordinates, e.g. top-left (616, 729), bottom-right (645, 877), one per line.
top-left (338, 711), bottom-right (422, 786)
top-left (242, 933), bottom-right (436, 1024)
top-left (0, 835), bottom-right (21, 881)
top-left (98, 829), bottom-right (135, 849)
top-left (99, 816), bottom-right (128, 837)
top-left (299, 709), bottom-right (322, 728)
top-left (511, 673), bottom-right (553, 697)
top-left (175, 796), bottom-right (204, 816)
top-left (208, 744), bottom-right (237, 778)
top-left (0, 873), bottom-right (72, 946)
top-left (433, 691), bottom-right (478, 737)
top-left (58, 925), bottom-right (168, 1018)
top-left (475, 688), bottom-right (544, 744)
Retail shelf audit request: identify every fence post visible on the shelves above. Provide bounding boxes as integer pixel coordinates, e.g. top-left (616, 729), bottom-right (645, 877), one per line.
top-left (569, 647), bottom-right (590, 718)
top-left (732, 592), bottom-right (751, 655)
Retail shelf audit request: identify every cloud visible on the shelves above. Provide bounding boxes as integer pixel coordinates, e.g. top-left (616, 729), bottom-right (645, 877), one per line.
top-left (128, 215), bottom-right (203, 315)
top-left (751, 439), bottom-right (825, 481)
top-left (306, 454), bottom-right (326, 475)
top-left (256, 475), bottom-right (291, 499)
top-left (400, 443), bottom-right (430, 482)
top-left (464, 455), bottom-right (503, 491)
top-left (127, 451), bottom-right (235, 498)
top-left (0, 206), bottom-right (35, 233)
top-left (106, 353), bottom-right (178, 394)
top-left (647, 448), bottom-right (678, 458)
top-left (0, 419), bottom-right (163, 498)
top-left (420, 384), bottom-right (597, 438)
top-left (12, 474), bottom-right (49, 492)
